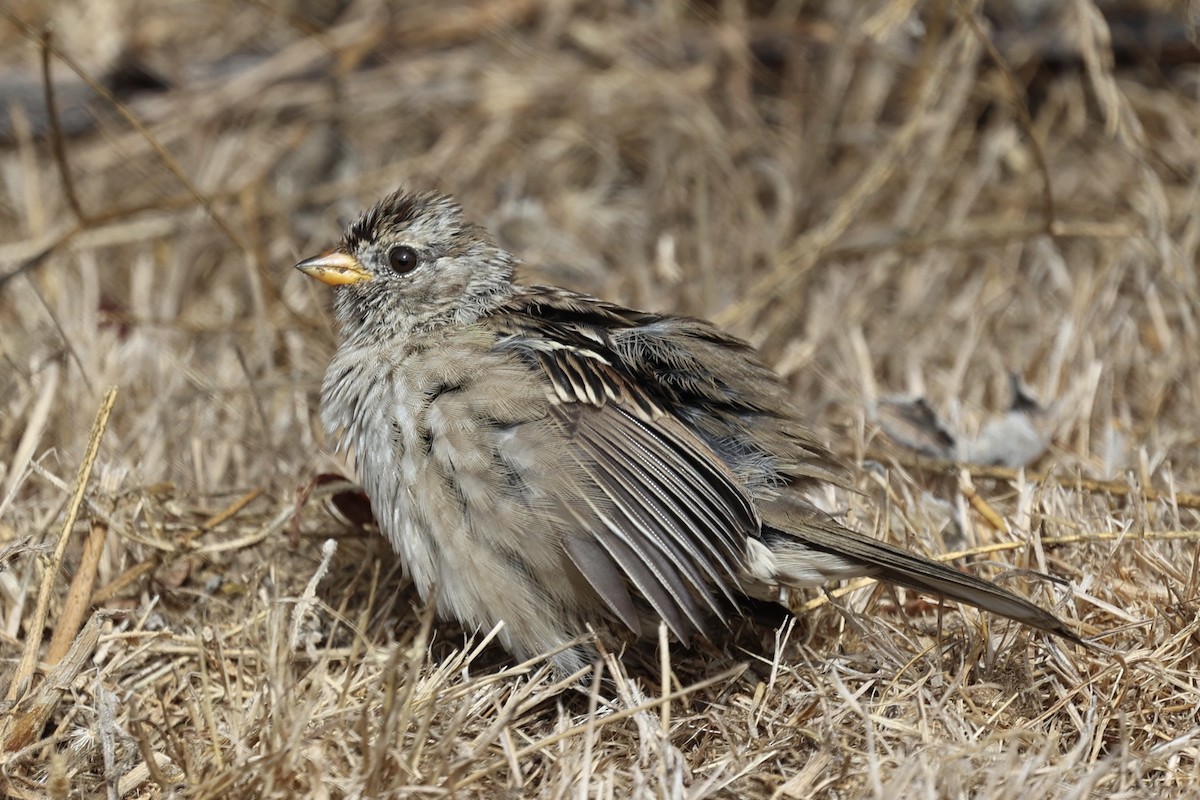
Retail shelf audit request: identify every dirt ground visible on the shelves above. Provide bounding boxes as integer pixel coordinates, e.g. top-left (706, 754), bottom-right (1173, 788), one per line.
top-left (1, 1), bottom-right (1198, 797)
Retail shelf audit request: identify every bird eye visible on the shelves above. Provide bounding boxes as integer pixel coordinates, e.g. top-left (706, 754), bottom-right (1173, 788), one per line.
top-left (388, 245), bottom-right (419, 274)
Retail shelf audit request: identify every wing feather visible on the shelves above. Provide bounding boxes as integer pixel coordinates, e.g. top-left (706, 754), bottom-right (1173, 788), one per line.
top-left (569, 490), bottom-right (708, 641)
top-left (496, 312), bottom-right (761, 641)
top-left (572, 422), bottom-right (738, 594)
top-left (573, 408), bottom-right (748, 575)
top-left (562, 535), bottom-right (643, 636)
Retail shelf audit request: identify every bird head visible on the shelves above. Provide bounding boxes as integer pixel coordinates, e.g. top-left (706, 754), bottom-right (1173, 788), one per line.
top-left (295, 188), bottom-right (516, 338)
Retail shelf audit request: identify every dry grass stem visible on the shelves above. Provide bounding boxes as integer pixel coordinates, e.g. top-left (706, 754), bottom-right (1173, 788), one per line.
top-left (1, 1), bottom-right (1198, 797)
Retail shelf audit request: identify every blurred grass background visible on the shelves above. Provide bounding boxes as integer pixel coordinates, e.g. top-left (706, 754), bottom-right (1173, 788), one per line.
top-left (1, 1), bottom-right (1198, 797)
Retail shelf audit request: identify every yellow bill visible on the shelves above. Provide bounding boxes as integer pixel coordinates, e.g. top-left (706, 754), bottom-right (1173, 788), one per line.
top-left (295, 249), bottom-right (372, 286)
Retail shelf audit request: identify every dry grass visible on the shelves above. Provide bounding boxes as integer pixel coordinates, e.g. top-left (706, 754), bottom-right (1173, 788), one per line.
top-left (1, 0), bottom-right (1199, 796)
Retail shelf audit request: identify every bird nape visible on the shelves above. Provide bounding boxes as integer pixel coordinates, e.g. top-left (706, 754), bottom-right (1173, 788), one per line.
top-left (296, 187), bottom-right (1079, 676)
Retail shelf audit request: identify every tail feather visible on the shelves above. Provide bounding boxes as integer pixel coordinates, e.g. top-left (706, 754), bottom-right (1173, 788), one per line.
top-left (757, 519), bottom-right (1081, 644)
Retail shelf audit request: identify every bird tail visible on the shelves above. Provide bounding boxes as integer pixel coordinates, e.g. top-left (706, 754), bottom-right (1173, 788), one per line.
top-left (751, 515), bottom-right (1080, 643)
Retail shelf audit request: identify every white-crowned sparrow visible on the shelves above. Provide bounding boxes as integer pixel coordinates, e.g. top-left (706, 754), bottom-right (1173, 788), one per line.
top-left (296, 188), bottom-right (1077, 675)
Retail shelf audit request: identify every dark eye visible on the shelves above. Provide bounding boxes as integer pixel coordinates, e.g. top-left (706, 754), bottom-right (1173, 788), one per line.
top-left (388, 245), bottom-right (419, 274)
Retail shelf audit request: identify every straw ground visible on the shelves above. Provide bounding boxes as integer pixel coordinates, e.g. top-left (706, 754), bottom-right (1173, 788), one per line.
top-left (1, 1), bottom-right (1198, 797)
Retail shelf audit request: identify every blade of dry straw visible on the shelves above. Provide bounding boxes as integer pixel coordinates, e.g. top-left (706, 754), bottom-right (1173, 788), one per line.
top-left (5, 386), bottom-right (117, 704)
top-left (44, 518), bottom-right (108, 666)
top-left (1, 611), bottom-right (107, 753)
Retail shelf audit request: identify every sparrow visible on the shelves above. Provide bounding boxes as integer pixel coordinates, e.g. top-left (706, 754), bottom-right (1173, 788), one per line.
top-left (295, 188), bottom-right (1078, 675)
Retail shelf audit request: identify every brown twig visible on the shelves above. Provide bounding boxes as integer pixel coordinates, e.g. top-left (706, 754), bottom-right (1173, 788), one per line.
top-left (39, 31), bottom-right (84, 222)
top-left (44, 518), bottom-right (108, 666)
top-left (959, 469), bottom-right (1009, 533)
top-left (1, 612), bottom-right (107, 752)
top-left (90, 488), bottom-right (264, 604)
top-left (5, 387), bottom-right (117, 704)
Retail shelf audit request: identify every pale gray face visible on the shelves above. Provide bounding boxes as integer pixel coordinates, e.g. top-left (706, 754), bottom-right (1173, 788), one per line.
top-left (295, 189), bottom-right (516, 337)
